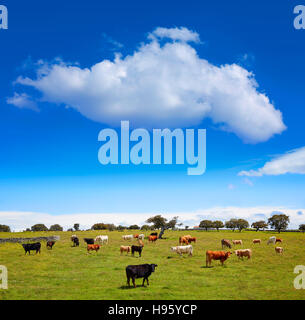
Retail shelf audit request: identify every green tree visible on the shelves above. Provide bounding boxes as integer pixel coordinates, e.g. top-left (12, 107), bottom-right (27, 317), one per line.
top-left (299, 224), bottom-right (305, 233)
top-left (268, 214), bottom-right (290, 233)
top-left (129, 224), bottom-right (140, 230)
top-left (0, 224), bottom-right (11, 232)
top-left (199, 220), bottom-right (214, 231)
top-left (146, 215), bottom-right (167, 229)
top-left (91, 223), bottom-right (108, 230)
top-left (236, 219), bottom-right (249, 232)
top-left (74, 223), bottom-right (80, 231)
top-left (31, 224), bottom-right (48, 232)
top-left (49, 224), bottom-right (63, 231)
top-left (141, 224), bottom-right (151, 231)
top-left (166, 216), bottom-right (181, 230)
top-left (213, 221), bottom-right (224, 231)
top-left (225, 219), bottom-right (238, 232)
top-left (251, 221), bottom-right (268, 232)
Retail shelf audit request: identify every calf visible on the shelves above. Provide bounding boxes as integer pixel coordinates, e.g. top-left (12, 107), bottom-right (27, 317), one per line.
top-left (275, 247), bottom-right (283, 254)
top-left (267, 236), bottom-right (276, 245)
top-left (179, 236), bottom-right (189, 245)
top-left (138, 234), bottom-right (145, 240)
top-left (95, 235), bottom-right (108, 244)
top-left (131, 245), bottom-right (143, 257)
top-left (232, 240), bottom-right (242, 245)
top-left (234, 249), bottom-right (252, 260)
top-left (46, 241), bottom-right (55, 250)
top-left (122, 235), bottom-right (133, 241)
top-left (22, 242), bottom-right (41, 255)
top-left (171, 245), bottom-right (193, 257)
top-left (221, 239), bottom-right (232, 249)
top-left (84, 238), bottom-right (94, 245)
top-left (276, 238), bottom-right (283, 243)
top-left (87, 244), bottom-right (100, 253)
top-left (120, 246), bottom-right (131, 255)
top-left (206, 250), bottom-right (232, 267)
top-left (72, 237), bottom-right (79, 247)
top-left (133, 234), bottom-right (139, 239)
top-left (188, 237), bottom-right (196, 243)
top-left (253, 239), bottom-right (261, 244)
top-left (148, 235), bottom-right (158, 243)
top-left (126, 264), bottom-right (157, 288)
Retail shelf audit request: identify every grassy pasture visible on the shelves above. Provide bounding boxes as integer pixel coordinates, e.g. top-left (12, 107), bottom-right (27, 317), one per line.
top-left (0, 230), bottom-right (305, 300)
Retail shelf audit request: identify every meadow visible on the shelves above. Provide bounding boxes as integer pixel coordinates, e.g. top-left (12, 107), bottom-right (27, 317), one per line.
top-left (0, 229), bottom-right (305, 300)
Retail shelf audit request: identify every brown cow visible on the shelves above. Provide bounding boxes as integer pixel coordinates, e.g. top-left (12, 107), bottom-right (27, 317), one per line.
top-left (232, 240), bottom-right (242, 245)
top-left (206, 250), bottom-right (232, 267)
top-left (276, 238), bottom-right (283, 243)
top-left (134, 234), bottom-right (139, 239)
top-left (87, 244), bottom-right (100, 253)
top-left (188, 237), bottom-right (196, 243)
top-left (234, 249), bottom-right (252, 259)
top-left (120, 245), bottom-right (131, 255)
top-left (179, 236), bottom-right (189, 245)
top-left (221, 239), bottom-right (232, 249)
top-left (252, 239), bottom-right (261, 244)
top-left (46, 241), bottom-right (55, 250)
top-left (148, 235), bottom-right (158, 243)
top-left (275, 247), bottom-right (283, 254)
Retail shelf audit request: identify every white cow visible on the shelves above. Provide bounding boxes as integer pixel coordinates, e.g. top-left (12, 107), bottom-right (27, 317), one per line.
top-left (122, 235), bottom-right (133, 241)
top-left (267, 236), bottom-right (276, 245)
top-left (138, 234), bottom-right (145, 240)
top-left (95, 235), bottom-right (108, 244)
top-left (171, 245), bottom-right (193, 256)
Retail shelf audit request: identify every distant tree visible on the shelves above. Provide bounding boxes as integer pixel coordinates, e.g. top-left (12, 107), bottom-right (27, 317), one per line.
top-left (67, 228), bottom-right (73, 232)
top-left (268, 214), bottom-right (290, 233)
top-left (74, 223), bottom-right (80, 231)
top-left (91, 223), bottom-right (108, 230)
top-left (166, 216), bottom-right (181, 230)
top-left (129, 224), bottom-right (140, 230)
top-left (185, 226), bottom-right (189, 230)
top-left (31, 224), bottom-right (48, 232)
top-left (107, 224), bottom-right (116, 231)
top-left (141, 224), bottom-right (151, 231)
top-left (117, 225), bottom-right (126, 231)
top-left (49, 224), bottom-right (63, 231)
top-left (0, 224), bottom-right (11, 232)
top-left (25, 228), bottom-right (31, 232)
top-left (199, 220), bottom-right (214, 231)
top-left (213, 221), bottom-right (224, 231)
top-left (251, 221), bottom-right (268, 232)
top-left (299, 224), bottom-right (305, 233)
top-left (225, 219), bottom-right (238, 232)
top-left (236, 219), bottom-right (249, 232)
top-left (146, 215), bottom-right (167, 229)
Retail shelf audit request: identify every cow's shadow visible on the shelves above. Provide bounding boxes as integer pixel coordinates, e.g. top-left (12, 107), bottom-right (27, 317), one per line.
top-left (120, 285), bottom-right (147, 290)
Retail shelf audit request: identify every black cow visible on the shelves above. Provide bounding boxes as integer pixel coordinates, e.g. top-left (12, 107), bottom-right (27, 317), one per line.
top-left (126, 264), bottom-right (157, 288)
top-left (84, 238), bottom-right (94, 245)
top-left (131, 245), bottom-right (143, 257)
top-left (71, 237), bottom-right (79, 247)
top-left (150, 232), bottom-right (158, 237)
top-left (22, 242), bottom-right (41, 255)
top-left (46, 241), bottom-right (55, 250)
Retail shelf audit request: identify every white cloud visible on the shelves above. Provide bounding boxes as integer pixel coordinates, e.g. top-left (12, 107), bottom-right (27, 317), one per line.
top-left (243, 177), bottom-right (254, 186)
top-left (6, 92), bottom-right (39, 111)
top-left (0, 206), bottom-right (303, 231)
top-left (239, 147), bottom-right (305, 177)
top-left (228, 184), bottom-right (235, 190)
top-left (14, 27), bottom-right (286, 143)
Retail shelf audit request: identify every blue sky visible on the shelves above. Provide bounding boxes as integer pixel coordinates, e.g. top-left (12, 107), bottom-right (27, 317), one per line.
top-left (0, 0), bottom-right (305, 230)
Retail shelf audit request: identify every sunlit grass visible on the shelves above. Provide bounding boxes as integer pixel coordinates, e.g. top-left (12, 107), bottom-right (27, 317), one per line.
top-left (0, 230), bottom-right (304, 300)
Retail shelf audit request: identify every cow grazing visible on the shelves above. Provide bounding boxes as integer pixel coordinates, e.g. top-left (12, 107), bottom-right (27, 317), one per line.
top-left (122, 235), bottom-right (133, 241)
top-left (276, 238), bottom-right (283, 243)
top-left (72, 237), bottom-right (79, 247)
top-left (84, 238), bottom-right (94, 245)
top-left (46, 241), bottom-right (55, 250)
top-left (150, 232), bottom-right (158, 237)
top-left (171, 245), bottom-right (193, 257)
top-left (148, 235), bottom-right (158, 243)
top-left (188, 237), bottom-right (196, 243)
top-left (87, 244), bottom-right (100, 253)
top-left (133, 234), bottom-right (139, 239)
top-left (131, 245), bottom-right (143, 257)
top-left (221, 239), bottom-right (232, 249)
top-left (22, 242), bottom-right (41, 255)
top-left (126, 264), bottom-right (157, 288)
top-left (234, 249), bottom-right (252, 260)
top-left (232, 240), bottom-right (243, 245)
top-left (275, 247), bottom-right (283, 254)
top-left (95, 235), bottom-right (108, 244)
top-left (206, 250), bottom-right (232, 267)
top-left (120, 246), bottom-right (131, 255)
top-left (71, 235), bottom-right (77, 241)
top-left (267, 236), bottom-right (276, 245)
top-left (253, 239), bottom-right (261, 244)
top-left (179, 236), bottom-right (189, 245)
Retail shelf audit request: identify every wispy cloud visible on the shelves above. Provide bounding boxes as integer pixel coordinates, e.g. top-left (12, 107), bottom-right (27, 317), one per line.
top-left (239, 147), bottom-right (305, 177)
top-left (6, 92), bottom-right (39, 111)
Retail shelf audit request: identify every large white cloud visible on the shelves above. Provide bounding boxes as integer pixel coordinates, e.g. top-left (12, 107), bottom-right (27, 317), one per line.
top-left (239, 147), bottom-right (305, 177)
top-left (13, 27), bottom-right (286, 143)
top-left (0, 206), bottom-right (303, 231)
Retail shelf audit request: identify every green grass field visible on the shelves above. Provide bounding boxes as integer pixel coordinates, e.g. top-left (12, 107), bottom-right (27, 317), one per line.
top-left (0, 230), bottom-right (304, 300)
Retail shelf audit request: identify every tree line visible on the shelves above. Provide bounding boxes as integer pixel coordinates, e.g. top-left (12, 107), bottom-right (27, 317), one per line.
top-left (0, 213), bottom-right (303, 234)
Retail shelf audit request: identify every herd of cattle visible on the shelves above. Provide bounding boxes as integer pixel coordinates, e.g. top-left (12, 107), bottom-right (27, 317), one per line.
top-left (18, 233), bottom-right (284, 288)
